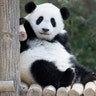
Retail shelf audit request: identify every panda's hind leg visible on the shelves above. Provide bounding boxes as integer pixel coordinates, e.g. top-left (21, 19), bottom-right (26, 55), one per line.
top-left (30, 60), bottom-right (75, 89)
top-left (30, 60), bottom-right (62, 89)
top-left (74, 64), bottom-right (96, 85)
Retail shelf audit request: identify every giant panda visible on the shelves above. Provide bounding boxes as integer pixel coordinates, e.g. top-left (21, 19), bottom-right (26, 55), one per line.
top-left (20, 1), bottom-right (96, 89)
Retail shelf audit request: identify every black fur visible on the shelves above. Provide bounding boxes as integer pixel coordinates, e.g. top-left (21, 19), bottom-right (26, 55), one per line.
top-left (50, 18), bottom-right (56, 27)
top-left (25, 1), bottom-right (36, 13)
top-left (20, 40), bottom-right (29, 53)
top-left (60, 7), bottom-right (70, 20)
top-left (20, 18), bottom-right (36, 39)
top-left (31, 60), bottom-right (74, 89)
top-left (54, 33), bottom-right (72, 53)
top-left (36, 16), bottom-right (44, 25)
top-left (20, 18), bottom-right (36, 52)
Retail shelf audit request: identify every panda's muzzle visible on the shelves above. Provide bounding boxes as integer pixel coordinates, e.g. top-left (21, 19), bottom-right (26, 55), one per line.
top-left (39, 28), bottom-right (50, 35)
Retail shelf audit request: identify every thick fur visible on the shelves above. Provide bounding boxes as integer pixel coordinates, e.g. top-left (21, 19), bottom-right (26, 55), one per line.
top-left (20, 2), bottom-right (96, 89)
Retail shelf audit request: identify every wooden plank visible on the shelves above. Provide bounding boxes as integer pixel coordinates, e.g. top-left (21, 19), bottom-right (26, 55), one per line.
top-left (69, 83), bottom-right (84, 96)
top-left (43, 85), bottom-right (56, 96)
top-left (57, 87), bottom-right (68, 96)
top-left (84, 82), bottom-right (96, 96)
top-left (27, 84), bottom-right (42, 96)
top-left (0, 81), bottom-right (15, 92)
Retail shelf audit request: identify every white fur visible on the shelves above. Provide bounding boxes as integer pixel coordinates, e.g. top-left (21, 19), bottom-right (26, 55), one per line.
top-left (25, 3), bottom-right (64, 41)
top-left (60, 30), bottom-right (67, 34)
top-left (20, 39), bottom-right (75, 84)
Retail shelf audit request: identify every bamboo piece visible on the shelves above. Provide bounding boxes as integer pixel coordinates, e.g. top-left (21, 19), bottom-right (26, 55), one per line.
top-left (84, 82), bottom-right (96, 96)
top-left (27, 84), bottom-right (42, 96)
top-left (57, 87), bottom-right (68, 96)
top-left (0, 81), bottom-right (15, 92)
top-left (43, 85), bottom-right (56, 96)
top-left (19, 25), bottom-right (27, 41)
top-left (69, 83), bottom-right (84, 96)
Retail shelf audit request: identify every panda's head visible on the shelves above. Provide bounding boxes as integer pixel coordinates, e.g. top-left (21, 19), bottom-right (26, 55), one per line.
top-left (24, 2), bottom-right (70, 41)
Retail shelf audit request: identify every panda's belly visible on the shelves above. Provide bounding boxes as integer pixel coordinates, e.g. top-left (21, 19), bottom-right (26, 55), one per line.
top-left (20, 40), bottom-right (74, 84)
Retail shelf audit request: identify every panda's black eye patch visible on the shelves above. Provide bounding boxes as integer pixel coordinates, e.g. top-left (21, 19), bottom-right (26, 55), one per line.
top-left (36, 16), bottom-right (43, 25)
top-left (51, 18), bottom-right (56, 27)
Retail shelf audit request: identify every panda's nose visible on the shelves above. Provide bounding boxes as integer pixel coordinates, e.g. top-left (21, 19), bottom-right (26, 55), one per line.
top-left (42, 28), bottom-right (49, 32)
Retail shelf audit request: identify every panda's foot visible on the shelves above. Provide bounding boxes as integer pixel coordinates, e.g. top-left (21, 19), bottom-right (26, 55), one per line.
top-left (81, 72), bottom-right (96, 85)
top-left (27, 84), bottom-right (42, 96)
top-left (20, 82), bottom-right (28, 96)
top-left (43, 85), bottom-right (56, 96)
top-left (57, 87), bottom-right (68, 96)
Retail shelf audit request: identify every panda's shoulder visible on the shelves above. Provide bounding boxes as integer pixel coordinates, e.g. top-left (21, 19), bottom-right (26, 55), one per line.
top-left (53, 30), bottom-right (72, 53)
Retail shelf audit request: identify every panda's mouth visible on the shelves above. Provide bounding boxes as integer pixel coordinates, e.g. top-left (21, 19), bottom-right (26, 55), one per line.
top-left (39, 32), bottom-right (49, 35)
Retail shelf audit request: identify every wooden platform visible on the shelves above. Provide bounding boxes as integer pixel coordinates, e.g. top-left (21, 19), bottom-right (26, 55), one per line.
top-left (20, 81), bottom-right (96, 96)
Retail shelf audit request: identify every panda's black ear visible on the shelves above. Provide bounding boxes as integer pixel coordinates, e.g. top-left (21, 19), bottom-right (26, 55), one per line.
top-left (60, 7), bottom-right (70, 20)
top-left (25, 1), bottom-right (36, 13)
